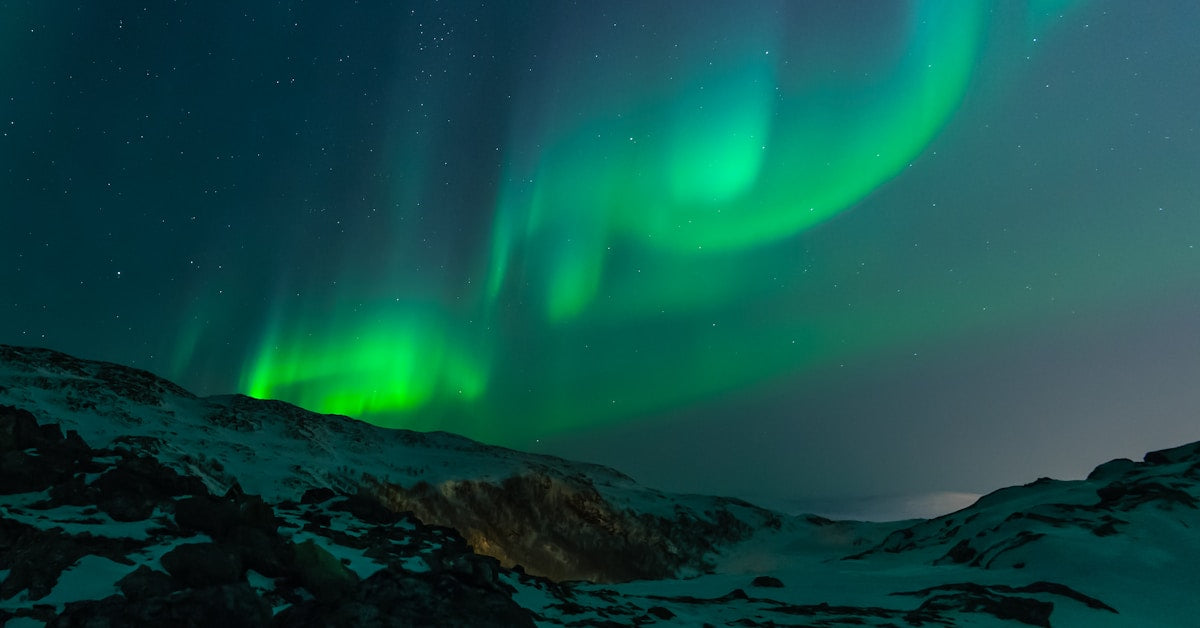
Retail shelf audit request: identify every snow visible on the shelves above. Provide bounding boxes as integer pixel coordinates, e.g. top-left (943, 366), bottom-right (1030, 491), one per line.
top-left (40, 555), bottom-right (126, 606)
top-left (0, 555), bottom-right (130, 617)
top-left (245, 569), bottom-right (275, 592)
top-left (501, 573), bottom-right (557, 618)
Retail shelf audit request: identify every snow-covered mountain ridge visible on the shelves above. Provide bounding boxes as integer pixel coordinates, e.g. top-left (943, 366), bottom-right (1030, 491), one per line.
top-left (2, 344), bottom-right (1198, 626)
top-left (0, 345), bottom-right (779, 584)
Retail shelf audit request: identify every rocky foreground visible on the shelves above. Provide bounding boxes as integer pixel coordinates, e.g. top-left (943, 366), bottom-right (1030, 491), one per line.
top-left (1, 403), bottom-right (536, 626)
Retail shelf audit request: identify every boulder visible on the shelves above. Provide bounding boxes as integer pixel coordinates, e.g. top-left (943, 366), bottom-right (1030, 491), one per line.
top-left (175, 491), bottom-right (279, 538)
top-left (291, 539), bottom-right (358, 601)
top-left (226, 525), bottom-right (291, 578)
top-left (117, 565), bottom-right (177, 600)
top-left (160, 542), bottom-right (244, 588)
top-left (751, 575), bottom-right (785, 588)
top-left (0, 405), bottom-right (44, 452)
top-left (175, 495), bottom-right (240, 536)
top-left (300, 487), bottom-right (337, 504)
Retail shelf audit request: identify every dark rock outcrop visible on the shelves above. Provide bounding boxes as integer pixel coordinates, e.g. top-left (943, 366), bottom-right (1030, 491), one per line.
top-left (368, 472), bottom-right (775, 582)
top-left (894, 581), bottom-right (1118, 627)
top-left (276, 567), bottom-right (535, 627)
top-left (116, 566), bottom-right (177, 600)
top-left (48, 584), bottom-right (273, 628)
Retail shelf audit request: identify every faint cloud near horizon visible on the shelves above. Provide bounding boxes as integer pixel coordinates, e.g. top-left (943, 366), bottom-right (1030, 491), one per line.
top-left (773, 491), bottom-right (983, 522)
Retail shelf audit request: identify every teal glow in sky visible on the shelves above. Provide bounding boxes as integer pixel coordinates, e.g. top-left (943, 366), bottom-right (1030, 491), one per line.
top-left (5, 0), bottom-right (1200, 504)
top-left (248, 1), bottom-right (993, 437)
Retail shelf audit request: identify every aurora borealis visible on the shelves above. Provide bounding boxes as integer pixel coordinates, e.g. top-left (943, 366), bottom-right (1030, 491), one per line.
top-left (242, 0), bottom-right (992, 438)
top-left (5, 1), bottom-right (1200, 512)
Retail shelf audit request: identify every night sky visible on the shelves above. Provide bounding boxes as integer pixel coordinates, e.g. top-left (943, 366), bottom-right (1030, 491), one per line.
top-left (5, 1), bottom-right (1199, 517)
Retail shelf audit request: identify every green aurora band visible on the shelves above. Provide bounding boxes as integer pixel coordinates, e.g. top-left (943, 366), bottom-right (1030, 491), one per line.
top-left (238, 1), bottom-right (1083, 444)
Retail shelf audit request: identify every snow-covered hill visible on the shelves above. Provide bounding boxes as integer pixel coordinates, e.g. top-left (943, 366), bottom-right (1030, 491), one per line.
top-left (0, 345), bottom-right (782, 584)
top-left (1, 344), bottom-right (1198, 626)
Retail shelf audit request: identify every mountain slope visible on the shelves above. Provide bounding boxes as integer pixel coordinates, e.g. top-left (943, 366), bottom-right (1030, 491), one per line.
top-left (0, 344), bottom-right (779, 584)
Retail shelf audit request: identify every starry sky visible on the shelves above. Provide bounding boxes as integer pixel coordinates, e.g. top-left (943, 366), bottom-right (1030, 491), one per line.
top-left (4, 0), bottom-right (1199, 517)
